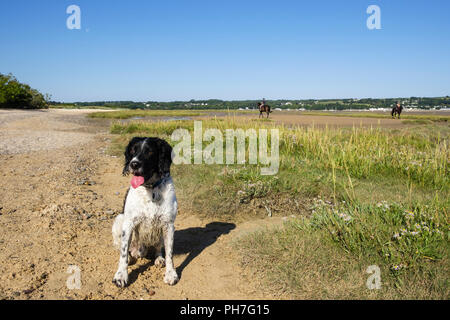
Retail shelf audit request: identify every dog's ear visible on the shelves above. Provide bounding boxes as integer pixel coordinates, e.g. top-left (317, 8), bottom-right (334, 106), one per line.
top-left (157, 139), bottom-right (173, 176)
top-left (123, 137), bottom-right (143, 176)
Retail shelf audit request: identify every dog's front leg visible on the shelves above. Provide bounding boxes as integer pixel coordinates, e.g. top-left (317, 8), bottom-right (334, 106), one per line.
top-left (112, 218), bottom-right (135, 288)
top-left (163, 223), bottom-right (179, 285)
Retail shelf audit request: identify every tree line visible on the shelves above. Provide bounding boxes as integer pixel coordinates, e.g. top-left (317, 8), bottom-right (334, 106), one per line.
top-left (3, 72), bottom-right (447, 110)
top-left (52, 97), bottom-right (450, 110)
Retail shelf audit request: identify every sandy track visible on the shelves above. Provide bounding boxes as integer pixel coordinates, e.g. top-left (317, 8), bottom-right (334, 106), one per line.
top-left (0, 109), bottom-right (105, 155)
top-left (0, 109), bottom-right (279, 300)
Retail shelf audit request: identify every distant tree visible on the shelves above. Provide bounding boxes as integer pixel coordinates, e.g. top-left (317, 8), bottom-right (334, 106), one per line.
top-left (0, 73), bottom-right (49, 109)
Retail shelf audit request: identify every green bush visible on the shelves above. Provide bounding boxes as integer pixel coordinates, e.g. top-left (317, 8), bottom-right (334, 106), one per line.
top-left (0, 73), bottom-right (49, 109)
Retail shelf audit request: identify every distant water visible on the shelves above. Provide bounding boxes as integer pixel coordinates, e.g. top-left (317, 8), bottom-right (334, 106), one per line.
top-left (161, 116), bottom-right (191, 121)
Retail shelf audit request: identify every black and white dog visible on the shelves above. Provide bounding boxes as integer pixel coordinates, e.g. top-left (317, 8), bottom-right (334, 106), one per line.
top-left (112, 137), bottom-right (179, 287)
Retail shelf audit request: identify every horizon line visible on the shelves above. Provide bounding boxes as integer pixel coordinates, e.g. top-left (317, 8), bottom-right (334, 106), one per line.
top-left (53, 95), bottom-right (450, 104)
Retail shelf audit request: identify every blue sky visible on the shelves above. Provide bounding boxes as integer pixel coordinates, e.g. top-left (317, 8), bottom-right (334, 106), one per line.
top-left (0, 0), bottom-right (449, 102)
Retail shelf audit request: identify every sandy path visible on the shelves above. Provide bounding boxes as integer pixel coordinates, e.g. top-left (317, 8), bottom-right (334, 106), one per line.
top-left (0, 109), bottom-right (280, 300)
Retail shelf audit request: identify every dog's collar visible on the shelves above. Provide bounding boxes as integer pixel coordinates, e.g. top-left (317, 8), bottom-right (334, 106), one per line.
top-left (143, 174), bottom-right (169, 189)
top-left (149, 178), bottom-right (164, 189)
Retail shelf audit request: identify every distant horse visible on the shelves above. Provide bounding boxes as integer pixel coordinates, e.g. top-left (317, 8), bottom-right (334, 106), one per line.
top-left (391, 104), bottom-right (403, 119)
top-left (258, 102), bottom-right (272, 118)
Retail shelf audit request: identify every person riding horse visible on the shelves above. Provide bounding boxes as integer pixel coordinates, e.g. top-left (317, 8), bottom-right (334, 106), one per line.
top-left (391, 102), bottom-right (403, 119)
top-left (258, 98), bottom-right (272, 118)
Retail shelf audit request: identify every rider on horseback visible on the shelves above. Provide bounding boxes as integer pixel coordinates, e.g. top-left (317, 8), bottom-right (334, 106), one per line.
top-left (258, 98), bottom-right (272, 118)
top-left (260, 98), bottom-right (266, 109)
top-left (391, 102), bottom-right (403, 118)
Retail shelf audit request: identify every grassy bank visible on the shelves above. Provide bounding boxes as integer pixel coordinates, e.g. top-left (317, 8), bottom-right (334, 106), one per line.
top-left (49, 104), bottom-right (124, 110)
top-left (88, 109), bottom-right (207, 119)
top-left (300, 111), bottom-right (450, 122)
top-left (109, 117), bottom-right (449, 299)
top-left (238, 199), bottom-right (448, 299)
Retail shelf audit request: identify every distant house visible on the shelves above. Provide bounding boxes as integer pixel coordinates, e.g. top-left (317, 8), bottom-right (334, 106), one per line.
top-left (186, 102), bottom-right (209, 107)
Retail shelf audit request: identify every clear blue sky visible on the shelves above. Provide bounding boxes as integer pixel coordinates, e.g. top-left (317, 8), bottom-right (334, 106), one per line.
top-left (1, 0), bottom-right (449, 102)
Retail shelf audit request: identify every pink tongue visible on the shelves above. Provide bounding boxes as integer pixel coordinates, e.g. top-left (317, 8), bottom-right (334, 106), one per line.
top-left (131, 176), bottom-right (145, 189)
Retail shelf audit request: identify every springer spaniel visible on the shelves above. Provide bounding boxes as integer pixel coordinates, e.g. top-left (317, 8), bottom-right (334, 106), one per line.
top-left (112, 137), bottom-right (179, 287)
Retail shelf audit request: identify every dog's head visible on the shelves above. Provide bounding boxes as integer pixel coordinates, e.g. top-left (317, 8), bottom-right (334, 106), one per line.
top-left (122, 137), bottom-right (173, 187)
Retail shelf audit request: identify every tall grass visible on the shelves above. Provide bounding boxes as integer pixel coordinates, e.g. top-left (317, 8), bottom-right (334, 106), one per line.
top-left (111, 118), bottom-right (449, 191)
top-left (284, 125), bottom-right (448, 190)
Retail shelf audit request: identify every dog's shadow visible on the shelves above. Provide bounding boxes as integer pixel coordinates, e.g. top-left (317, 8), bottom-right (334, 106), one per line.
top-left (127, 222), bottom-right (236, 285)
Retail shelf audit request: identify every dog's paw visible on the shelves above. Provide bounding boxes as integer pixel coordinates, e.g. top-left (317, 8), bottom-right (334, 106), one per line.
top-left (154, 256), bottom-right (165, 268)
top-left (112, 270), bottom-right (128, 288)
top-left (164, 269), bottom-right (179, 285)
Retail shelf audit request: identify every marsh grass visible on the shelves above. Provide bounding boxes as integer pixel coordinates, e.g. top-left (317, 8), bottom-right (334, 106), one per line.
top-left (88, 109), bottom-right (206, 119)
top-left (111, 118), bottom-right (448, 191)
top-left (302, 111), bottom-right (450, 122)
top-left (109, 117), bottom-right (449, 298)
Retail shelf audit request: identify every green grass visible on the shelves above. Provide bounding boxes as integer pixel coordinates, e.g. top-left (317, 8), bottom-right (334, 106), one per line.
top-left (238, 202), bottom-right (449, 299)
top-left (301, 111), bottom-right (450, 122)
top-left (49, 104), bottom-right (124, 110)
top-left (108, 117), bottom-right (449, 298)
top-left (110, 118), bottom-right (448, 191)
top-left (88, 109), bottom-right (206, 119)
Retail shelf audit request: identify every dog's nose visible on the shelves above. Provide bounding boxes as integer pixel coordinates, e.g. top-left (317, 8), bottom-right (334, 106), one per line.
top-left (130, 160), bottom-right (141, 170)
